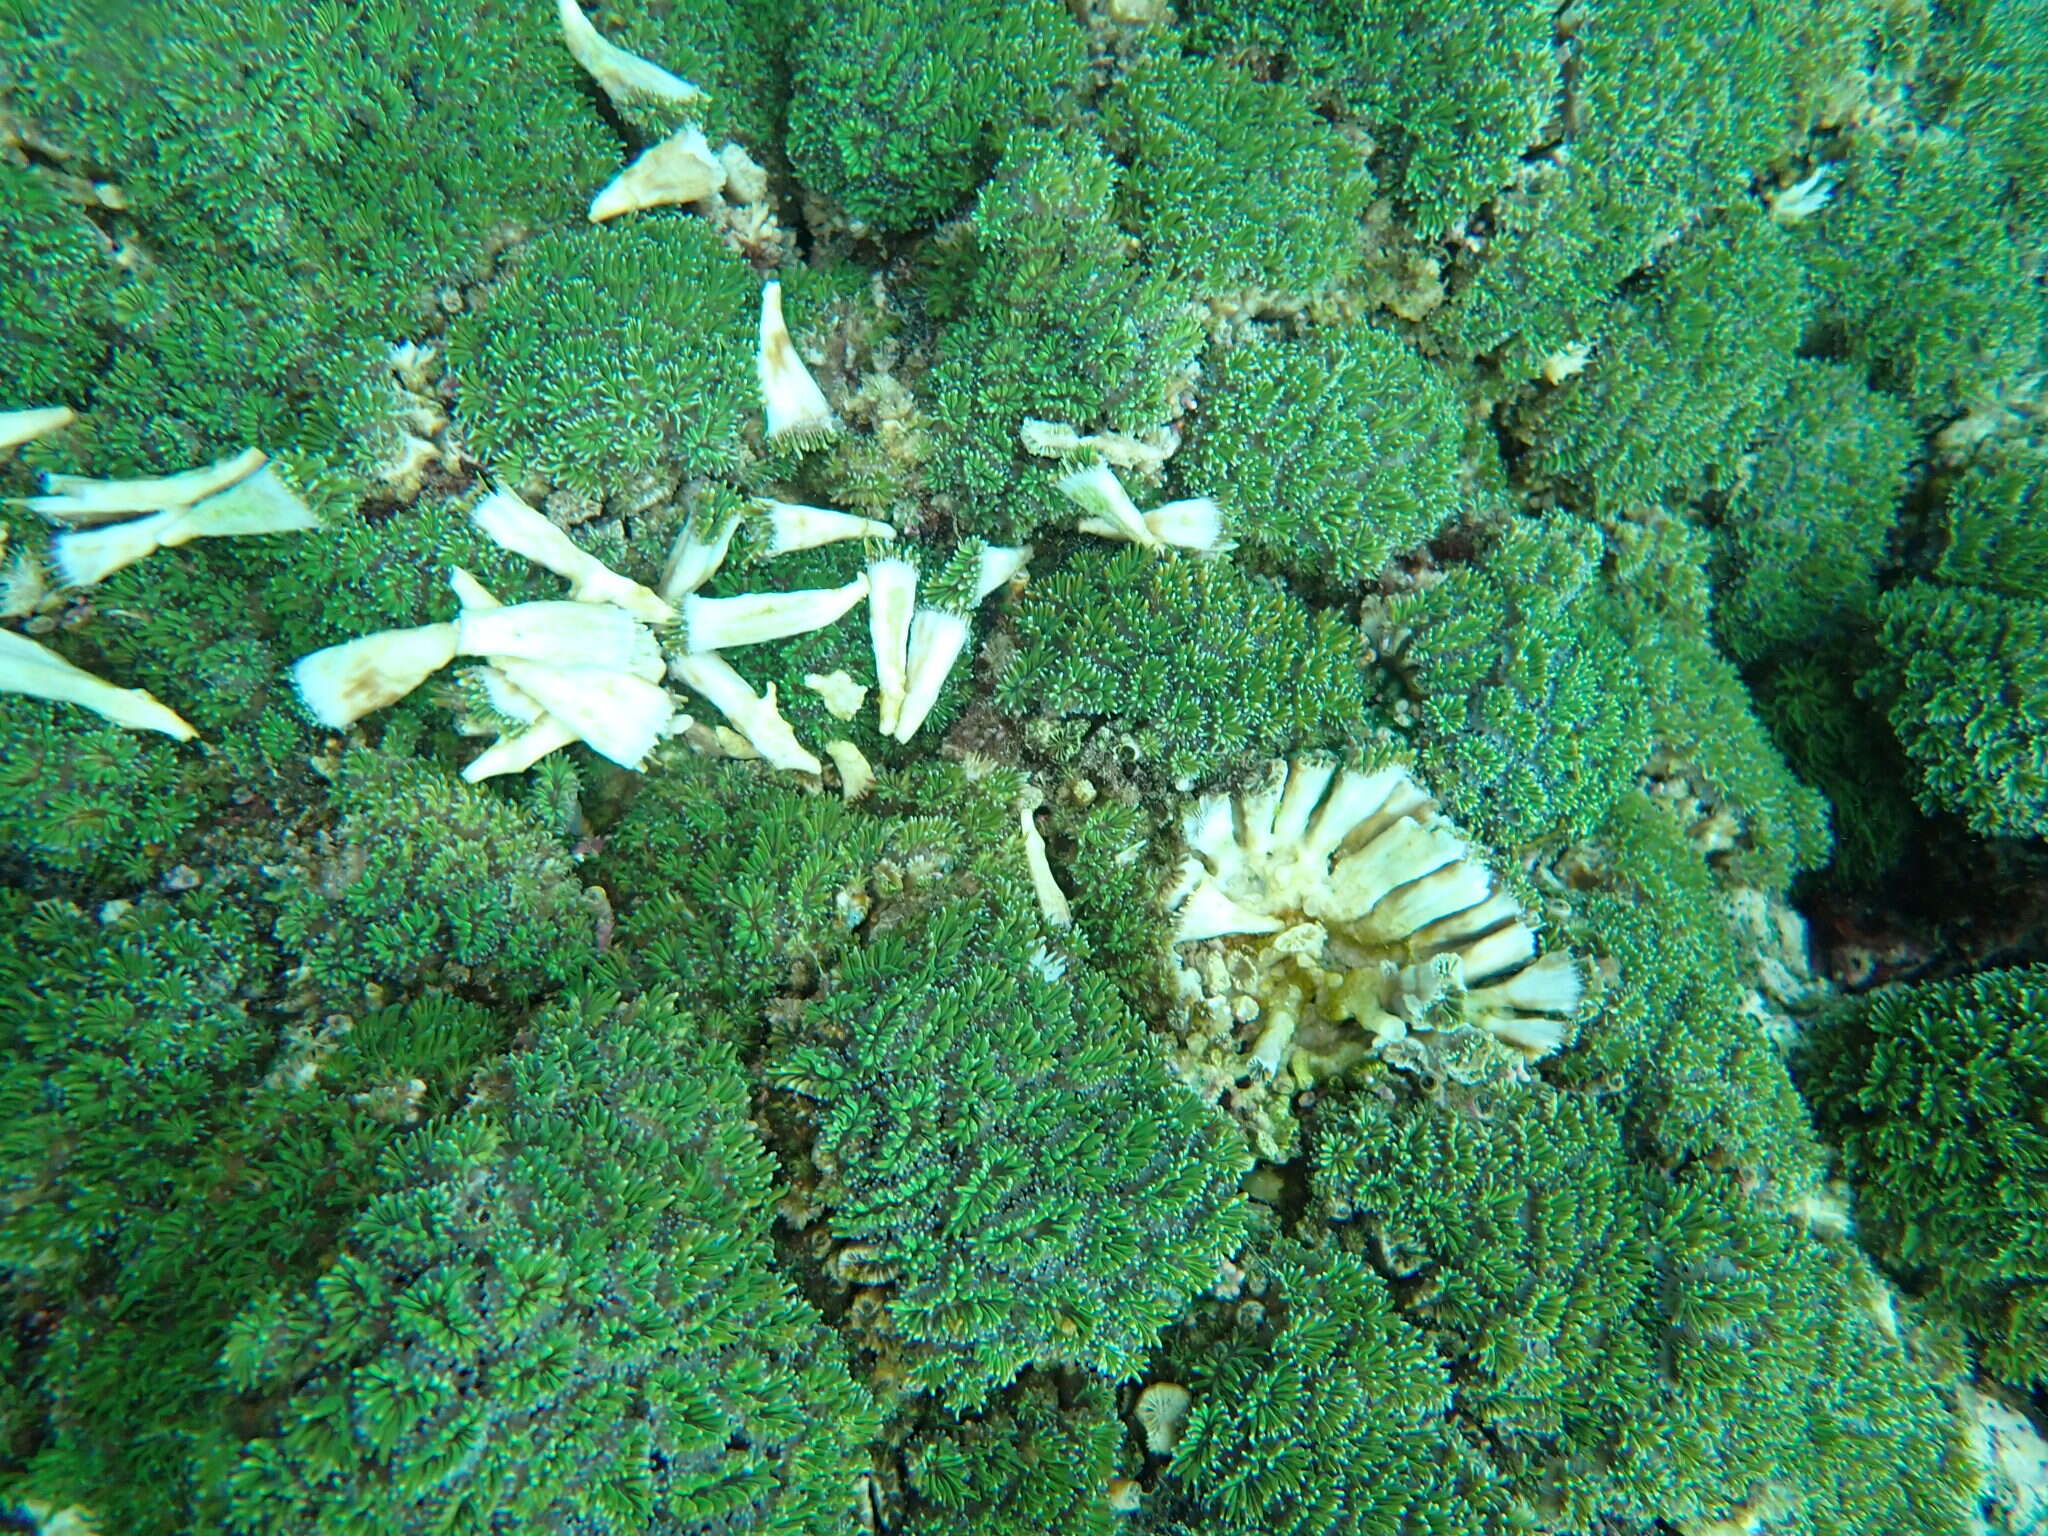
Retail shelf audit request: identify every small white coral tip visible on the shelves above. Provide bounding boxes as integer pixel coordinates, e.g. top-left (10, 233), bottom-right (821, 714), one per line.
top-left (0, 628), bottom-right (197, 739)
top-left (557, 0), bottom-right (705, 110)
top-left (0, 406), bottom-right (77, 451)
top-left (589, 124), bottom-right (726, 222)
top-left (291, 623), bottom-right (460, 729)
top-left (757, 282), bottom-right (840, 443)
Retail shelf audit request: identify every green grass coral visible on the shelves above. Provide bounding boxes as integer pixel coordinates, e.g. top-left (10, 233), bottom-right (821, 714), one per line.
top-left (444, 218), bottom-right (755, 503)
top-left (2, 0), bottom-right (617, 502)
top-left (991, 545), bottom-right (1383, 787)
top-left (1866, 582), bottom-right (2048, 841)
top-left (221, 986), bottom-right (878, 1535)
top-left (5, 0), bottom-right (2040, 1529)
top-left (1374, 516), bottom-right (1653, 850)
top-left (784, 0), bottom-right (1084, 232)
top-left (1096, 51), bottom-right (1374, 300)
top-left (1802, 964), bottom-right (2048, 1391)
top-left (1171, 322), bottom-right (1466, 586)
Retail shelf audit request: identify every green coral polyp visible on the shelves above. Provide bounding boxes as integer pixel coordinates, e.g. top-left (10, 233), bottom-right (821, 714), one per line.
top-left (1165, 755), bottom-right (1584, 1102)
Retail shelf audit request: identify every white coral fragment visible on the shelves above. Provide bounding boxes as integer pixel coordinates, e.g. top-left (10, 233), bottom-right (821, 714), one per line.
top-left (1019, 417), bottom-right (1174, 474)
top-left (756, 282), bottom-right (840, 444)
top-left (1058, 461), bottom-right (1230, 552)
top-left (1766, 166), bottom-right (1837, 224)
top-left (1134, 1383), bottom-right (1193, 1456)
top-left (867, 556), bottom-right (917, 736)
top-left (486, 659), bottom-right (675, 770)
top-left (471, 489), bottom-right (675, 622)
top-left (670, 650), bottom-right (821, 773)
top-left (757, 498), bottom-right (893, 555)
top-left (446, 567), bottom-right (613, 781)
top-left (894, 609), bottom-right (969, 745)
top-left (678, 574), bottom-right (868, 653)
top-left (1, 406), bottom-right (76, 451)
top-left (1167, 757), bottom-right (1582, 1062)
top-left (1539, 341), bottom-right (1594, 385)
top-left (589, 124), bottom-right (726, 223)
top-left (1058, 461), bottom-right (1157, 547)
top-left (891, 546), bottom-right (1027, 744)
top-left (462, 715), bottom-right (583, 784)
top-left (292, 623), bottom-right (460, 728)
top-left (804, 669), bottom-right (867, 719)
top-left (557, 0), bottom-right (705, 112)
top-left (454, 599), bottom-right (661, 674)
top-left (824, 738), bottom-right (875, 801)
top-left (25, 446), bottom-right (267, 521)
top-left (659, 507), bottom-right (743, 600)
top-left (1018, 789), bottom-right (1073, 927)
top-left (51, 460), bottom-right (318, 587)
top-left (0, 626), bottom-right (197, 739)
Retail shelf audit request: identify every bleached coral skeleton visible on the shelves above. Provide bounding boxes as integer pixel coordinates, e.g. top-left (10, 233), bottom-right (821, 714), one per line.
top-left (1166, 756), bottom-right (1584, 1088)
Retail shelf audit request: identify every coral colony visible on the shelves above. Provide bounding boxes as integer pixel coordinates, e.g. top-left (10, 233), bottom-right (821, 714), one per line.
top-left (3, 0), bottom-right (2048, 1534)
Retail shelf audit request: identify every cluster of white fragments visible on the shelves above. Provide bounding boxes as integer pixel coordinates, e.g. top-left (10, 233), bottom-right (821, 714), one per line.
top-left (1166, 755), bottom-right (1584, 1083)
top-left (0, 411), bottom-right (319, 740)
top-left (293, 476), bottom-right (1027, 787)
top-left (0, 278), bottom-right (1028, 789)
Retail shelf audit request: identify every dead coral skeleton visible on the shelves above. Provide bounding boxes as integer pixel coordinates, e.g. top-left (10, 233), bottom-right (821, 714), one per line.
top-left (1165, 756), bottom-right (1586, 1092)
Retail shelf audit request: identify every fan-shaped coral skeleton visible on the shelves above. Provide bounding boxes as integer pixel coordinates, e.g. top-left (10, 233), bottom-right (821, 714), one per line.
top-left (1166, 756), bottom-right (1583, 1083)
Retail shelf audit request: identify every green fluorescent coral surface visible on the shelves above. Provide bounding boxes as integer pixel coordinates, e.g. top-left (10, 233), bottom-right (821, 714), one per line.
top-left (3, 0), bottom-right (2046, 1533)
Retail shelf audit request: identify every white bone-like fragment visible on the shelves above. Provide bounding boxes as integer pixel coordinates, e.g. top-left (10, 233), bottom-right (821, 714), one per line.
top-left (720, 142), bottom-right (769, 204)
top-left (757, 283), bottom-right (840, 443)
top-left (471, 490), bottom-right (675, 622)
top-left (52, 463), bottom-right (318, 587)
top-left (489, 659), bottom-right (675, 771)
top-left (972, 543), bottom-right (1032, 602)
top-left (1018, 790), bottom-right (1072, 927)
top-left (1412, 889), bottom-right (1522, 954)
top-left (1247, 1007), bottom-right (1296, 1078)
top-left (659, 509), bottom-right (743, 601)
top-left (1272, 758), bottom-right (1338, 846)
top-left (0, 627), bottom-right (196, 739)
top-left (448, 569), bottom-right (596, 777)
top-left (670, 650), bottom-right (821, 773)
top-left (1484, 1012), bottom-right (1573, 1057)
top-left (461, 716), bottom-right (583, 782)
top-left (0, 407), bottom-right (76, 451)
top-left (757, 498), bottom-right (893, 555)
top-left (1135, 1384), bottom-right (1194, 1456)
top-left (1143, 496), bottom-right (1230, 553)
top-left (589, 124), bottom-right (725, 222)
top-left (867, 557), bottom-right (917, 735)
top-left (892, 608), bottom-right (969, 744)
top-left (1058, 462), bottom-right (1158, 547)
top-left (292, 623), bottom-right (459, 728)
top-left (453, 600), bottom-right (659, 673)
top-left (1, 548), bottom-right (45, 620)
top-left (825, 738), bottom-right (875, 801)
top-left (678, 575), bottom-right (867, 653)
top-left (1021, 418), bottom-right (1174, 473)
top-left (557, 0), bottom-right (705, 110)
top-left (26, 446), bottom-right (268, 521)
top-left (804, 669), bottom-right (867, 719)
top-left (447, 566), bottom-right (500, 611)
